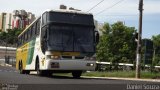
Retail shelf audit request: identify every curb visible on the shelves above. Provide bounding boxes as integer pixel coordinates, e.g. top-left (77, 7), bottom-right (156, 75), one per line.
top-left (82, 76), bottom-right (160, 82)
top-left (0, 64), bottom-right (12, 67)
top-left (5, 64), bottom-right (12, 67)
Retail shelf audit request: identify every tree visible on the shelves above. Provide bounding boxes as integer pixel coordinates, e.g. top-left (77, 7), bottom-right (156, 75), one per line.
top-left (152, 34), bottom-right (160, 66)
top-left (97, 22), bottom-right (137, 70)
top-left (0, 28), bottom-right (22, 47)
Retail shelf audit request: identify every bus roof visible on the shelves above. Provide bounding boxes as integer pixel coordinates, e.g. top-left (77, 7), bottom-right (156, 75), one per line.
top-left (44, 9), bottom-right (93, 15)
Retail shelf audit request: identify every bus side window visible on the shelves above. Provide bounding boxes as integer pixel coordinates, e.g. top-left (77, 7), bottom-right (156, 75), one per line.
top-left (27, 31), bottom-right (29, 41)
top-left (25, 32), bottom-right (28, 42)
top-left (42, 13), bottom-right (47, 26)
top-left (36, 18), bottom-right (40, 35)
top-left (21, 35), bottom-right (24, 44)
top-left (28, 28), bottom-right (31, 41)
top-left (35, 22), bottom-right (37, 35)
top-left (34, 23), bottom-right (36, 35)
top-left (20, 36), bottom-right (22, 46)
top-left (38, 18), bottom-right (40, 35)
top-left (32, 23), bottom-right (36, 37)
top-left (31, 26), bottom-right (34, 38)
top-left (30, 27), bottom-right (32, 39)
top-left (23, 34), bottom-right (25, 44)
top-left (23, 33), bottom-right (26, 43)
top-left (18, 37), bottom-right (21, 47)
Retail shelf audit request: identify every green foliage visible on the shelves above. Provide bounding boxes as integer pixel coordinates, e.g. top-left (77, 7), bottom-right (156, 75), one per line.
top-left (152, 34), bottom-right (160, 66)
top-left (0, 31), bottom-right (7, 40)
top-left (82, 71), bottom-right (135, 78)
top-left (97, 22), bottom-right (137, 67)
top-left (0, 28), bottom-right (22, 46)
top-left (82, 71), bottom-right (160, 79)
top-left (152, 35), bottom-right (160, 47)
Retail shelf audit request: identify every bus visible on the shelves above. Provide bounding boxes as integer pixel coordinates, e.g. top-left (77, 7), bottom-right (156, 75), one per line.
top-left (16, 9), bottom-right (99, 78)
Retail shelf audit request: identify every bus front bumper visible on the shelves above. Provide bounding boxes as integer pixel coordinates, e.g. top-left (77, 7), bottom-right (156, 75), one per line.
top-left (45, 60), bottom-right (96, 71)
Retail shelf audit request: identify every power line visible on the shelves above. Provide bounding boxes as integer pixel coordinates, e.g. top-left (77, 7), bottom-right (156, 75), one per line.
top-left (86, 0), bottom-right (105, 12)
top-left (95, 0), bottom-right (125, 16)
top-left (96, 14), bottom-right (137, 16)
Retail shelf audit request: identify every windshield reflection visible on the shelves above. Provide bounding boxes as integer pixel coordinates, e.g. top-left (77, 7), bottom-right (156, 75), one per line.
top-left (48, 25), bottom-right (94, 52)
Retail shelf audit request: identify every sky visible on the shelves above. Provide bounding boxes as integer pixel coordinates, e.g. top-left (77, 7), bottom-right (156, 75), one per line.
top-left (0, 0), bottom-right (159, 38)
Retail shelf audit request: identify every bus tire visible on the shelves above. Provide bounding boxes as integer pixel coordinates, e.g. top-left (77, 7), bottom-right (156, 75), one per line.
top-left (36, 59), bottom-right (41, 75)
top-left (45, 71), bottom-right (53, 77)
top-left (36, 58), bottom-right (45, 76)
top-left (72, 71), bottom-right (82, 78)
top-left (25, 70), bottom-right (30, 74)
top-left (19, 61), bottom-right (25, 74)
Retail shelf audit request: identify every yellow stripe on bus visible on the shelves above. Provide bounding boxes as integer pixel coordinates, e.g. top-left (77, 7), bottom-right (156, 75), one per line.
top-left (16, 42), bottom-right (29, 70)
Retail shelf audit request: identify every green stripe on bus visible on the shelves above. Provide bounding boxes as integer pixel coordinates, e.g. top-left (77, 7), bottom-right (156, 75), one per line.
top-left (26, 39), bottom-right (36, 65)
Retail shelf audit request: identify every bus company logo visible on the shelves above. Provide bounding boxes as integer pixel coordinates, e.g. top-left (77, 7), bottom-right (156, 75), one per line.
top-left (0, 84), bottom-right (18, 90)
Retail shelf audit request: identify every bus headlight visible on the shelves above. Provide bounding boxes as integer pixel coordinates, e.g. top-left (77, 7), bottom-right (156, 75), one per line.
top-left (47, 55), bottom-right (60, 60)
top-left (86, 63), bottom-right (94, 67)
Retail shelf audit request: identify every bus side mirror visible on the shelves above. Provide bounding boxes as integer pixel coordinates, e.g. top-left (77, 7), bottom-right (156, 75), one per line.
top-left (95, 31), bottom-right (99, 44)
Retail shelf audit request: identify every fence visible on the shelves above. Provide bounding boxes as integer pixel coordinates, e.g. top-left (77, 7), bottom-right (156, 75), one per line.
top-left (0, 45), bottom-right (16, 67)
top-left (96, 62), bottom-right (160, 72)
top-left (0, 56), bottom-right (16, 67)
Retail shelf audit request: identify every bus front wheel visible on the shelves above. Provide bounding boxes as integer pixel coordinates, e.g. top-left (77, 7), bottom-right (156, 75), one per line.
top-left (72, 71), bottom-right (82, 78)
top-left (36, 60), bottom-right (42, 76)
top-left (25, 70), bottom-right (30, 74)
top-left (36, 59), bottom-right (46, 76)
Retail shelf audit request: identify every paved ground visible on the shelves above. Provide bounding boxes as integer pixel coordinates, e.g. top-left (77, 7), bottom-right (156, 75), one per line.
top-left (0, 66), bottom-right (160, 90)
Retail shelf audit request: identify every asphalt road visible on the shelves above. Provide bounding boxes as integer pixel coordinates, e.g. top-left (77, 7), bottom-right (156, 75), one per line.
top-left (0, 66), bottom-right (159, 90)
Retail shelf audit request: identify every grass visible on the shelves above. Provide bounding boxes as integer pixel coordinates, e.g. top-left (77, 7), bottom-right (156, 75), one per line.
top-left (82, 71), bottom-right (160, 79)
top-left (53, 71), bottom-right (160, 79)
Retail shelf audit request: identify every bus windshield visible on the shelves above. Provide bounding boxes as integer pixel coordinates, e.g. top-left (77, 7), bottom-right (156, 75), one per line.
top-left (47, 12), bottom-right (94, 26)
top-left (48, 25), bottom-right (95, 52)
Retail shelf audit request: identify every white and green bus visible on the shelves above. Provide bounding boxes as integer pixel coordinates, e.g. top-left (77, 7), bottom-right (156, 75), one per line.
top-left (16, 10), bottom-right (99, 78)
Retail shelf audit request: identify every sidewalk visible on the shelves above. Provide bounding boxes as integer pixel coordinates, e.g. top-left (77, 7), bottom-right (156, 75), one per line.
top-left (0, 63), bottom-right (12, 67)
top-left (82, 76), bottom-right (160, 82)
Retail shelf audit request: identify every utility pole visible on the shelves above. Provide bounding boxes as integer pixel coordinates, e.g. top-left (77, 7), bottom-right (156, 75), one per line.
top-left (136, 0), bottom-right (143, 78)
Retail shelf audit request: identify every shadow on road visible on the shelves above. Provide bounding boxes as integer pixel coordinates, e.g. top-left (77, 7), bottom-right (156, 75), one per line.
top-left (32, 74), bottom-right (118, 81)
top-left (34, 74), bottom-right (86, 79)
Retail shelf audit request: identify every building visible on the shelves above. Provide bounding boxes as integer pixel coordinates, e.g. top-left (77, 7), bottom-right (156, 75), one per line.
top-left (12, 10), bottom-right (35, 29)
top-left (0, 13), bottom-right (12, 32)
top-left (0, 10), bottom-right (35, 32)
top-left (27, 12), bottom-right (36, 24)
top-left (6, 13), bottom-right (12, 31)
